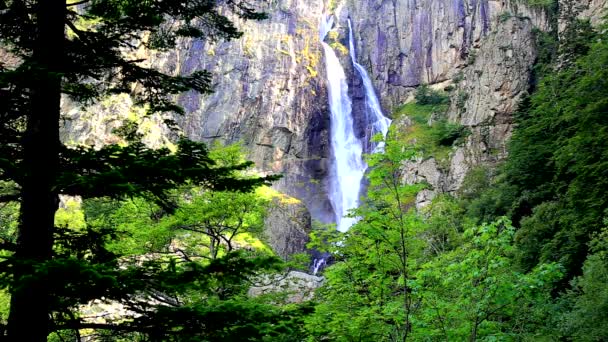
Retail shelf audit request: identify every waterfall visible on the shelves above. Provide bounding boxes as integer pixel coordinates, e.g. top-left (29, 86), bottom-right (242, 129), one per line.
top-left (320, 14), bottom-right (366, 233)
top-left (347, 19), bottom-right (392, 152)
top-left (312, 15), bottom-right (392, 274)
top-left (312, 258), bottom-right (326, 275)
top-left (319, 15), bottom-right (393, 234)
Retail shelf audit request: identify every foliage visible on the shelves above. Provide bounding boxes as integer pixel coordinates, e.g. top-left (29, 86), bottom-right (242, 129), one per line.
top-left (430, 120), bottom-right (469, 147)
top-left (557, 227), bottom-right (608, 340)
top-left (0, 196), bottom-right (18, 249)
top-left (0, 143), bottom-right (304, 340)
top-left (415, 219), bottom-right (562, 340)
top-left (456, 166), bottom-right (518, 225)
top-left (413, 84), bottom-right (450, 106)
top-left (518, 0), bottom-right (556, 8)
top-left (0, 0), bottom-right (283, 338)
top-left (417, 195), bottom-right (465, 257)
top-left (559, 18), bottom-right (597, 67)
top-left (531, 28), bottom-right (559, 78)
top-left (455, 90), bottom-right (469, 110)
top-left (504, 22), bottom-right (606, 279)
top-left (394, 93), bottom-right (467, 163)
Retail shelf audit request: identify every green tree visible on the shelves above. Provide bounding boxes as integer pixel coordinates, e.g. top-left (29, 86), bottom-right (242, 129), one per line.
top-left (557, 227), bottom-right (608, 340)
top-left (0, 0), bottom-right (279, 340)
top-left (306, 134), bottom-right (427, 341)
top-left (504, 20), bottom-right (606, 280)
top-left (415, 218), bottom-right (562, 341)
top-left (83, 144), bottom-right (273, 261)
top-left (0, 142), bottom-right (299, 340)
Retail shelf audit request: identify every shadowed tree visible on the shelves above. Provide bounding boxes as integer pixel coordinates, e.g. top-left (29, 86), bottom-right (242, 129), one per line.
top-left (0, 0), bottom-right (281, 340)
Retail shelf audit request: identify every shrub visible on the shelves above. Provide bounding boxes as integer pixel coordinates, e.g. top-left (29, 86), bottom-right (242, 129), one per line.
top-left (453, 71), bottom-right (465, 84)
top-left (430, 121), bottom-right (470, 147)
top-left (456, 91), bottom-right (469, 110)
top-left (415, 84), bottom-right (450, 106)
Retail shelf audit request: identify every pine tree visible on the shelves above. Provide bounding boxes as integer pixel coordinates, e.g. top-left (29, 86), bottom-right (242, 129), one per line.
top-left (0, 0), bottom-right (279, 340)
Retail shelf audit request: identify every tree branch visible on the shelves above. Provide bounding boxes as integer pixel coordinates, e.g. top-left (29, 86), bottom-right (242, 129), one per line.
top-left (0, 193), bottom-right (20, 203)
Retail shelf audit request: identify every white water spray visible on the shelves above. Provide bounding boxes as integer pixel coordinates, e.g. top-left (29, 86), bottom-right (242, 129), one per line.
top-left (312, 258), bottom-right (327, 275)
top-left (318, 15), bottom-right (393, 236)
top-left (347, 19), bottom-right (392, 152)
top-left (320, 15), bottom-right (365, 232)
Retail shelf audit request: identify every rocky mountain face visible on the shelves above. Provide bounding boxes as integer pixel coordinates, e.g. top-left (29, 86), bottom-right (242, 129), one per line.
top-left (348, 0), bottom-right (547, 107)
top-left (347, 0), bottom-right (605, 207)
top-left (153, 0), bottom-right (334, 225)
top-left (394, 2), bottom-right (547, 201)
top-left (61, 0), bottom-right (606, 255)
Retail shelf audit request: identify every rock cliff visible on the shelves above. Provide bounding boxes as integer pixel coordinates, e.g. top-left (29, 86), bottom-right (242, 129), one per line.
top-left (347, 0), bottom-right (547, 110)
top-left (153, 0), bottom-right (335, 223)
top-left (263, 192), bottom-right (311, 260)
top-left (345, 0), bottom-right (603, 206)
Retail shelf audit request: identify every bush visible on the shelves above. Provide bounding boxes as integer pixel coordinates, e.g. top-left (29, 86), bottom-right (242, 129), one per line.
top-left (415, 84), bottom-right (450, 105)
top-left (453, 71), bottom-right (464, 84)
top-left (456, 91), bottom-right (469, 110)
top-left (430, 121), bottom-right (470, 146)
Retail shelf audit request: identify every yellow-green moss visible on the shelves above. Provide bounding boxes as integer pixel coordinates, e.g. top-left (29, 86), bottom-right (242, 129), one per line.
top-left (300, 39), bottom-right (320, 78)
top-left (256, 186), bottom-right (301, 205)
top-left (233, 232), bottom-right (274, 254)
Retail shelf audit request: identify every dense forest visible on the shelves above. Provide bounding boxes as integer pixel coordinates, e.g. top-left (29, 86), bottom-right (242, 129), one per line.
top-left (0, 0), bottom-right (607, 341)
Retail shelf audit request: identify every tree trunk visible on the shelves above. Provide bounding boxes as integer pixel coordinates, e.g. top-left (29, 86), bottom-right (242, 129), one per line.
top-left (6, 0), bottom-right (65, 340)
top-left (470, 320), bottom-right (478, 342)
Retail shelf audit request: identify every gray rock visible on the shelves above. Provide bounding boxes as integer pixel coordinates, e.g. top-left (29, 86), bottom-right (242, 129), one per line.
top-left (401, 157), bottom-right (445, 191)
top-left (248, 270), bottom-right (324, 303)
top-left (347, 0), bottom-right (548, 112)
top-left (416, 189), bottom-right (437, 209)
top-left (264, 193), bottom-right (312, 260)
top-left (153, 0), bottom-right (334, 223)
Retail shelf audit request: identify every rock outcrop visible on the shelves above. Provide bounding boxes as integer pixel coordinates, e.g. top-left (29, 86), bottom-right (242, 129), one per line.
top-left (443, 14), bottom-right (537, 192)
top-left (347, 0), bottom-right (547, 111)
top-left (264, 193), bottom-right (311, 260)
top-left (248, 271), bottom-right (324, 303)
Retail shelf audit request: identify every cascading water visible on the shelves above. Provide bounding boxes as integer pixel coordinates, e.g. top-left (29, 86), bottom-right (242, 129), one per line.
top-left (347, 19), bottom-right (392, 153)
top-left (320, 14), bottom-right (366, 233)
top-left (312, 15), bottom-right (392, 275)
